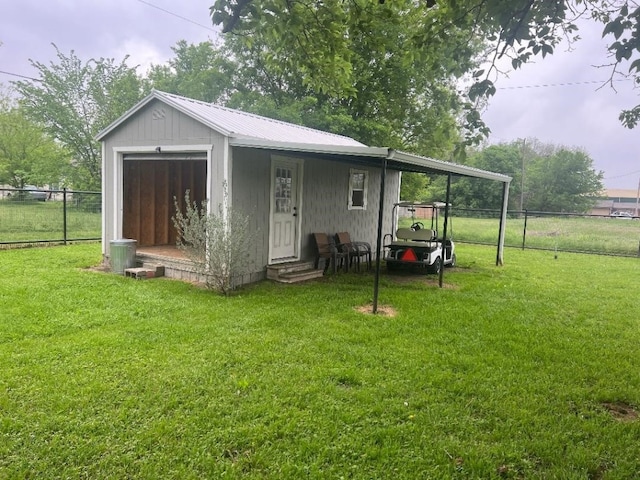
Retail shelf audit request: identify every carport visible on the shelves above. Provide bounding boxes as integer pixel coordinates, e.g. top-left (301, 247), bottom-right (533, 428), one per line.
top-left (231, 138), bottom-right (512, 312)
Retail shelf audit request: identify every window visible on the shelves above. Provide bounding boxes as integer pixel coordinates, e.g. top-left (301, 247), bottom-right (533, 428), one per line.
top-left (348, 169), bottom-right (368, 210)
top-left (274, 166), bottom-right (293, 213)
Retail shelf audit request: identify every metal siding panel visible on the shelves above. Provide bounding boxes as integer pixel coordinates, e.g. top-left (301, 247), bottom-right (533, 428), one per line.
top-left (105, 101), bottom-right (224, 147)
top-left (299, 160), bottom-right (399, 262)
top-left (232, 149), bottom-right (271, 274)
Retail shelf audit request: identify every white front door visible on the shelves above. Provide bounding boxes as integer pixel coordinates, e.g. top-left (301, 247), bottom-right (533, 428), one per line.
top-left (270, 157), bottom-right (302, 262)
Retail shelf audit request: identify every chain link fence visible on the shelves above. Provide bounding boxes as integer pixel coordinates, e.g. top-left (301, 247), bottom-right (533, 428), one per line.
top-left (4, 193), bottom-right (640, 257)
top-left (448, 208), bottom-right (640, 257)
top-left (0, 188), bottom-right (101, 247)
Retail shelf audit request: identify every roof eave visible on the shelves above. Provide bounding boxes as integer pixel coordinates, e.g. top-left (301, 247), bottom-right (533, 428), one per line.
top-left (229, 137), bottom-right (382, 156)
top-left (95, 89), bottom-right (232, 141)
top-left (392, 150), bottom-right (512, 183)
top-left (229, 139), bottom-right (511, 183)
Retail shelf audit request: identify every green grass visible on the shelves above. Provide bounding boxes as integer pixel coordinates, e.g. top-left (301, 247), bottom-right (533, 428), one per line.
top-left (1, 245), bottom-right (640, 478)
top-left (400, 214), bottom-right (640, 256)
top-left (0, 200), bottom-right (101, 243)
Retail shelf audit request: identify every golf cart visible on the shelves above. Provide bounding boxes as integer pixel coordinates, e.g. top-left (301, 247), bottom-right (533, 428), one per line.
top-left (384, 202), bottom-right (456, 274)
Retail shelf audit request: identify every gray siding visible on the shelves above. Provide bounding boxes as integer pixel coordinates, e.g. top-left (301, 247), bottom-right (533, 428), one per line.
top-left (104, 99), bottom-right (222, 146)
top-left (229, 150), bottom-right (400, 280)
top-left (102, 99), bottom-right (401, 284)
top-left (103, 100), bottom-right (227, 255)
top-left (231, 148), bottom-right (272, 281)
top-left (300, 159), bottom-right (399, 262)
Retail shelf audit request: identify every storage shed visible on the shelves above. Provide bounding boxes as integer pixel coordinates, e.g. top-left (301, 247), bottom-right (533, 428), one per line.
top-left (97, 90), bottom-right (511, 286)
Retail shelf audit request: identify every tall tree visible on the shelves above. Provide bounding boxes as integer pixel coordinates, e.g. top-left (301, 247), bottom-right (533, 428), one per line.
top-left (525, 147), bottom-right (604, 213)
top-left (210, 0), bottom-right (640, 132)
top-left (214, 0), bottom-right (474, 154)
top-left (450, 143), bottom-right (524, 210)
top-left (14, 45), bottom-right (145, 190)
top-left (0, 104), bottom-right (70, 188)
top-left (400, 173), bottom-right (431, 202)
top-left (438, 140), bottom-right (603, 213)
top-left (145, 40), bottom-right (237, 103)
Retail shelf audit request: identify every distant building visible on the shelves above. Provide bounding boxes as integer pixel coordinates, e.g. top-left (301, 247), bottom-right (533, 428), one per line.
top-left (592, 189), bottom-right (640, 216)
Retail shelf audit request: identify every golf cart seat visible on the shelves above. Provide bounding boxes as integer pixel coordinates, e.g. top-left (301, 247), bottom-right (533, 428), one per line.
top-left (392, 228), bottom-right (437, 246)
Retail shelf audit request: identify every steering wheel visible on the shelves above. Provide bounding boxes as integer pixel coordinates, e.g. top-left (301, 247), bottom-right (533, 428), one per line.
top-left (410, 222), bottom-right (424, 231)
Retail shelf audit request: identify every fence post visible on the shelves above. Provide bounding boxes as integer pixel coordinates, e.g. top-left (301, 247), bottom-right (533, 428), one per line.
top-left (63, 188), bottom-right (68, 245)
top-left (522, 209), bottom-right (528, 250)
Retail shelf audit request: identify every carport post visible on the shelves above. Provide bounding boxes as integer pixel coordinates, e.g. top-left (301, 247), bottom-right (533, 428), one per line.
top-left (496, 180), bottom-right (510, 266)
top-left (372, 156), bottom-right (388, 314)
top-left (438, 173), bottom-right (452, 288)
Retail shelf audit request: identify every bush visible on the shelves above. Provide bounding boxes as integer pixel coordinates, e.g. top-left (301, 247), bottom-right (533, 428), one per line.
top-left (172, 186), bottom-right (257, 294)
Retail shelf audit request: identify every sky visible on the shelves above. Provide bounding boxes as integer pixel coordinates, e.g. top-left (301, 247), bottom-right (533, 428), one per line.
top-left (1, 0), bottom-right (638, 190)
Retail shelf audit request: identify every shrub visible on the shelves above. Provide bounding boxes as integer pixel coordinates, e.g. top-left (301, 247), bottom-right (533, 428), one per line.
top-left (172, 185), bottom-right (256, 294)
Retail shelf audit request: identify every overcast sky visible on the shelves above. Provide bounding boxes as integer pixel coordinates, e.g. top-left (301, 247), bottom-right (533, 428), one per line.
top-left (1, 0), bottom-right (638, 190)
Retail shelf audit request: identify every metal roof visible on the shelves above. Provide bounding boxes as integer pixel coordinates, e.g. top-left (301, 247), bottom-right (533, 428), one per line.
top-left (97, 90), bottom-right (510, 184)
top-left (231, 138), bottom-right (512, 183)
top-left (96, 90), bottom-right (364, 147)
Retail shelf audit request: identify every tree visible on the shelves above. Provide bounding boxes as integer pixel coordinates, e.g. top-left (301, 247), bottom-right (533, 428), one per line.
top-left (450, 143), bottom-right (524, 210)
top-left (0, 102), bottom-right (70, 189)
top-left (400, 173), bottom-right (431, 202)
top-left (145, 40), bottom-right (237, 103)
top-left (441, 140), bottom-right (603, 213)
top-left (212, 0), bottom-right (473, 153)
top-left (14, 45), bottom-right (145, 190)
top-left (525, 147), bottom-right (604, 213)
top-left (210, 0), bottom-right (640, 133)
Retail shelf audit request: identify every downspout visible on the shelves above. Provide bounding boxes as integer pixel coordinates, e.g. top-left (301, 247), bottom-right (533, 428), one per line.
top-left (439, 173), bottom-right (452, 288)
top-left (496, 180), bottom-right (511, 266)
top-left (372, 149), bottom-right (394, 314)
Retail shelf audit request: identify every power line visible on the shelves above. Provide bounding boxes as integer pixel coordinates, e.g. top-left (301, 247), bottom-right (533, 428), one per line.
top-left (1, 2), bottom-right (217, 83)
top-left (604, 169), bottom-right (640, 180)
top-left (135, 0), bottom-right (218, 33)
top-left (0, 70), bottom-right (40, 82)
top-left (497, 78), bottom-right (632, 90)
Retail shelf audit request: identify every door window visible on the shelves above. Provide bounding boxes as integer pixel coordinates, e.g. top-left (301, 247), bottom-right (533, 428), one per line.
top-left (275, 167), bottom-right (293, 213)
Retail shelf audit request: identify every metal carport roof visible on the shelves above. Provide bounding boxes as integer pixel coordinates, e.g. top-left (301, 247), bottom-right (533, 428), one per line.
top-left (230, 138), bottom-right (513, 313)
top-left (98, 90), bottom-right (512, 312)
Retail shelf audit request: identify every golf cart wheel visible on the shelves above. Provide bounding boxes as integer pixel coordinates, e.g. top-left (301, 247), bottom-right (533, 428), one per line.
top-left (448, 253), bottom-right (456, 268)
top-left (428, 256), bottom-right (442, 274)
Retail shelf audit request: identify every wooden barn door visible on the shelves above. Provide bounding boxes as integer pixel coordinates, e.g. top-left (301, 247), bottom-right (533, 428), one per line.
top-left (123, 159), bottom-right (206, 247)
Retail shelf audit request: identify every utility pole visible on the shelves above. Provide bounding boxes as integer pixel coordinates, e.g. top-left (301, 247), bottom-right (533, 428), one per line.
top-left (520, 138), bottom-right (526, 212)
top-left (636, 178), bottom-right (640, 217)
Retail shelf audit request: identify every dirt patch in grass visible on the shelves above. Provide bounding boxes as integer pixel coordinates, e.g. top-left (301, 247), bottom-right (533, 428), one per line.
top-left (602, 402), bottom-right (638, 422)
top-left (86, 262), bottom-right (111, 273)
top-left (355, 303), bottom-right (397, 317)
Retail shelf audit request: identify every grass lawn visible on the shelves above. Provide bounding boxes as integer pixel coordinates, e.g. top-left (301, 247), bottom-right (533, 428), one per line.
top-left (1, 244), bottom-right (639, 478)
top-left (0, 200), bottom-right (101, 243)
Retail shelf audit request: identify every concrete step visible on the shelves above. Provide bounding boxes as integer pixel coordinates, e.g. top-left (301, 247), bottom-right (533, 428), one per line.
top-left (266, 261), bottom-right (317, 281)
top-left (276, 268), bottom-right (324, 284)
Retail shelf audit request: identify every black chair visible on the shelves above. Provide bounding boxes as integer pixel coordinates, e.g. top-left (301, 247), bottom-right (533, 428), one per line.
top-left (313, 233), bottom-right (349, 273)
top-left (335, 232), bottom-right (372, 271)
